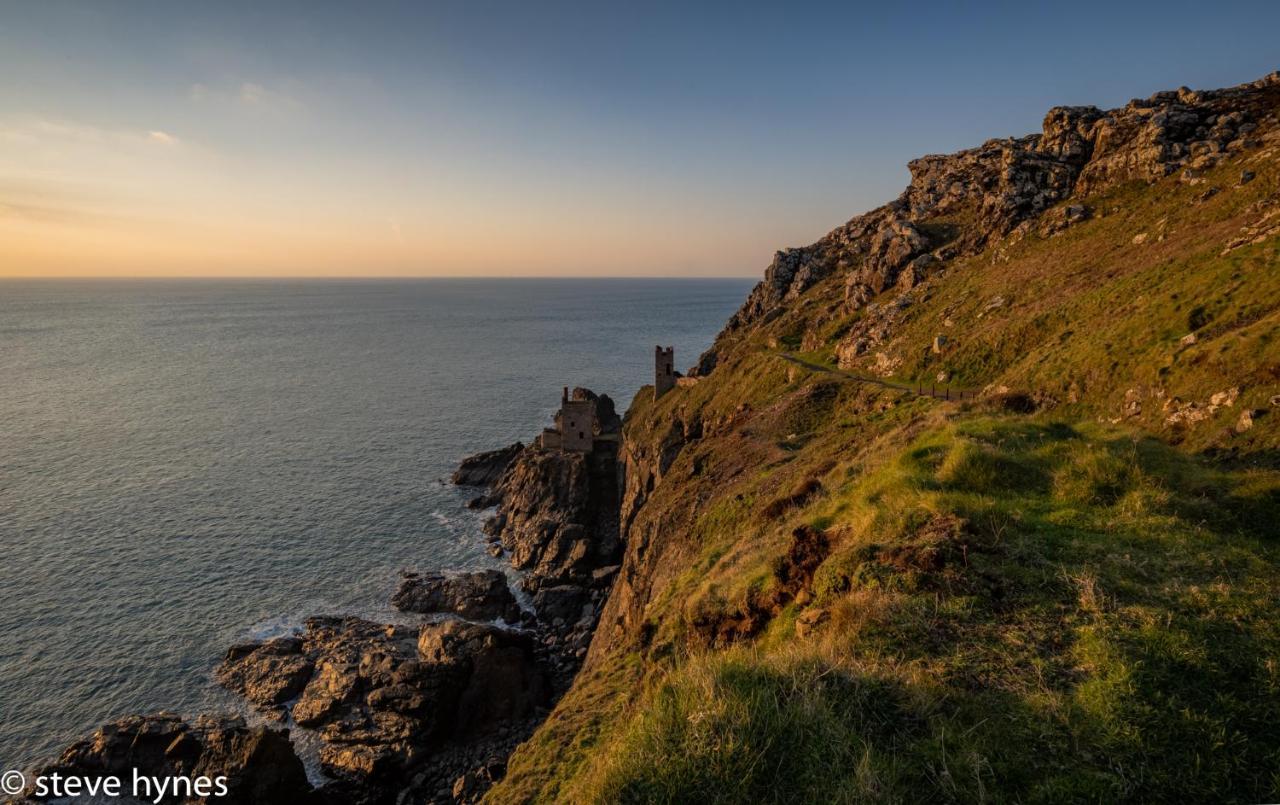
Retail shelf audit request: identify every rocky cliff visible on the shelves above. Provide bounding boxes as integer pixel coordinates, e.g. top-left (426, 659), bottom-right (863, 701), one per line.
top-left (696, 71), bottom-right (1280, 375)
top-left (609, 70), bottom-right (1280, 665)
top-left (492, 71), bottom-right (1280, 803)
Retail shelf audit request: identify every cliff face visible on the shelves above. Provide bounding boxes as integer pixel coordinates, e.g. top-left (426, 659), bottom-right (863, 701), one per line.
top-left (494, 72), bottom-right (1280, 803)
top-left (487, 447), bottom-right (619, 592)
top-left (601, 69), bottom-right (1280, 666)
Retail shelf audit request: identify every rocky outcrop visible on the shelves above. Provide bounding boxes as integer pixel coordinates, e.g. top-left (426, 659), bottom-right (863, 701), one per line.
top-left (392, 570), bottom-right (521, 623)
top-left (833, 292), bottom-right (916, 370)
top-left (696, 71), bottom-right (1280, 374)
top-left (215, 636), bottom-right (313, 711)
top-left (439, 388), bottom-right (630, 711)
top-left (416, 620), bottom-right (550, 740)
top-left (31, 713), bottom-right (313, 804)
top-left (455, 388), bottom-right (623, 631)
top-left (451, 443), bottom-right (523, 487)
top-left (215, 616), bottom-right (548, 789)
top-left (486, 448), bottom-right (619, 593)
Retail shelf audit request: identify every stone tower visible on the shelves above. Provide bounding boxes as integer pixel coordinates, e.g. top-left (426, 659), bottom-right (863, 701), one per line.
top-left (556, 386), bottom-right (596, 452)
top-left (654, 345), bottom-right (675, 399)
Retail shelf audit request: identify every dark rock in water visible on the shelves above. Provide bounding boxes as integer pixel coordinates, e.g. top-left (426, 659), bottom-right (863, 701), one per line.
top-left (215, 615), bottom-right (549, 787)
top-left (33, 712), bottom-right (312, 804)
top-left (482, 512), bottom-right (506, 536)
top-left (452, 443), bottom-right (523, 487)
top-left (392, 570), bottom-right (521, 622)
top-left (217, 617), bottom-right (431, 783)
top-left (466, 493), bottom-right (497, 510)
top-left (215, 636), bottom-right (313, 713)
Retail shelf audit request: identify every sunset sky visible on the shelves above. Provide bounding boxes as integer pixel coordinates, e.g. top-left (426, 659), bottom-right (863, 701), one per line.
top-left (2, 1), bottom-right (1278, 278)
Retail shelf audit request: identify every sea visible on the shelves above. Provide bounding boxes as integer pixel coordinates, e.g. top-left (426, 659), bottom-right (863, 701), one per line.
top-left (0, 278), bottom-right (751, 771)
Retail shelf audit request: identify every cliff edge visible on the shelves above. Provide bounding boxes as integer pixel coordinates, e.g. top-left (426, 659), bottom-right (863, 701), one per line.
top-left (492, 71), bottom-right (1280, 803)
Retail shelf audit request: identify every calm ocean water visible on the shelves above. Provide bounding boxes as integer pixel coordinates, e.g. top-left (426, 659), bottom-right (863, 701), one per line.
top-left (0, 278), bottom-right (751, 770)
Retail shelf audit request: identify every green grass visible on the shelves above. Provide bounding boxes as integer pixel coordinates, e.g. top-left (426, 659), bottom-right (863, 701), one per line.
top-left (515, 419), bottom-right (1280, 804)
top-left (570, 650), bottom-right (915, 804)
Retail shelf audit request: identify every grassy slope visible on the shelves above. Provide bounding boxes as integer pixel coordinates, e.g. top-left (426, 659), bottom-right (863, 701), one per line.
top-left (491, 130), bottom-right (1280, 803)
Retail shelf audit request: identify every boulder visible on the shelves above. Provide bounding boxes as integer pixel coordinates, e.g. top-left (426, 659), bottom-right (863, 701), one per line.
top-left (795, 608), bottom-right (830, 639)
top-left (531, 585), bottom-right (591, 625)
top-left (34, 713), bottom-right (312, 804)
top-left (392, 570), bottom-right (521, 622)
top-left (417, 620), bottom-right (550, 740)
top-left (215, 636), bottom-right (313, 711)
top-left (216, 616), bottom-right (550, 785)
top-left (451, 443), bottom-right (523, 487)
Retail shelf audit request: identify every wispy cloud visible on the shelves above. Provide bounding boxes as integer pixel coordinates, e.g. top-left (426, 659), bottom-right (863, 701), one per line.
top-left (0, 119), bottom-right (192, 232)
top-left (0, 117), bottom-right (183, 150)
top-left (0, 199), bottom-right (102, 226)
top-left (0, 179), bottom-right (134, 228)
top-left (190, 80), bottom-right (305, 115)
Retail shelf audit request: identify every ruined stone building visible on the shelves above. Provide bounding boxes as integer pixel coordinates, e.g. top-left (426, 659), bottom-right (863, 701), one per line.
top-left (655, 345), bottom-right (675, 399)
top-left (538, 387), bottom-right (597, 452)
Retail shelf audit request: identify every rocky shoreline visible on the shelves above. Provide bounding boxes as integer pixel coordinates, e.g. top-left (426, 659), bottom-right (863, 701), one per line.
top-left (18, 388), bottom-right (625, 804)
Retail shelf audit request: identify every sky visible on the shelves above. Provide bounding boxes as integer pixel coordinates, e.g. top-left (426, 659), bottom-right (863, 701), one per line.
top-left (1, 1), bottom-right (1278, 278)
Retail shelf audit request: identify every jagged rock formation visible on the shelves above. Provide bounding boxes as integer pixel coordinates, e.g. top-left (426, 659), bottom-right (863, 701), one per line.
top-left (392, 570), bottom-right (521, 623)
top-left (29, 713), bottom-right (313, 804)
top-left (484, 448), bottom-right (619, 594)
top-left (451, 443), bottom-right (523, 487)
top-left (215, 616), bottom-right (548, 795)
top-left (695, 71), bottom-right (1280, 375)
top-left (466, 388), bottom-right (622, 619)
